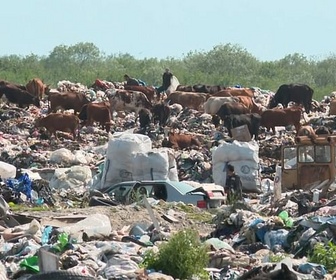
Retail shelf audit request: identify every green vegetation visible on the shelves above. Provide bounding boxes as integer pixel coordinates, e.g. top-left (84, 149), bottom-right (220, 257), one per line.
top-left (141, 229), bottom-right (209, 279)
top-left (1, 42), bottom-right (336, 101)
top-left (309, 241), bottom-right (336, 272)
top-left (268, 253), bottom-right (287, 263)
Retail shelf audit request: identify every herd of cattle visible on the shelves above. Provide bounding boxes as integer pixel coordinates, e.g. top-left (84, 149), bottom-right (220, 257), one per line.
top-left (0, 78), bottom-right (330, 147)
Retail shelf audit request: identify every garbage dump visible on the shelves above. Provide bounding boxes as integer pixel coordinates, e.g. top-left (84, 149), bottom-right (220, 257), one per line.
top-left (0, 80), bottom-right (336, 279)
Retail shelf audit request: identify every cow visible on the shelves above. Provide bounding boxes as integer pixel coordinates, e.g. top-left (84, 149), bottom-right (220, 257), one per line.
top-left (26, 78), bottom-right (49, 100)
top-left (124, 85), bottom-right (156, 102)
top-left (162, 132), bottom-right (202, 149)
top-left (176, 85), bottom-right (194, 92)
top-left (297, 125), bottom-right (317, 143)
top-left (165, 91), bottom-right (208, 111)
top-left (216, 102), bottom-right (250, 120)
top-left (193, 84), bottom-right (226, 94)
top-left (0, 80), bottom-right (27, 90)
top-left (35, 113), bottom-right (80, 140)
top-left (0, 84), bottom-right (40, 108)
top-left (203, 96), bottom-right (239, 115)
top-left (236, 96), bottom-right (266, 115)
top-left (78, 101), bottom-right (112, 132)
top-left (48, 91), bottom-right (90, 114)
top-left (269, 84), bottom-right (314, 113)
top-left (137, 108), bottom-right (152, 129)
top-left (109, 89), bottom-right (152, 118)
top-left (211, 88), bottom-right (255, 98)
top-left (260, 108), bottom-right (302, 134)
top-left (223, 113), bottom-right (261, 140)
top-left (151, 103), bottom-right (171, 126)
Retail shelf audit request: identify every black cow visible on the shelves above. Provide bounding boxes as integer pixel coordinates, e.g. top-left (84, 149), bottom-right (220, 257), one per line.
top-left (137, 108), bottom-right (151, 129)
top-left (0, 80), bottom-right (27, 91)
top-left (0, 84), bottom-right (40, 108)
top-left (176, 85), bottom-right (194, 92)
top-left (151, 103), bottom-right (171, 126)
top-left (193, 84), bottom-right (226, 94)
top-left (216, 102), bottom-right (250, 120)
top-left (223, 113), bottom-right (261, 139)
top-left (269, 84), bottom-right (314, 113)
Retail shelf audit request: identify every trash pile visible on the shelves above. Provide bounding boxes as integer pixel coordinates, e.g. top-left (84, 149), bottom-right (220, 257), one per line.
top-left (0, 81), bottom-right (336, 278)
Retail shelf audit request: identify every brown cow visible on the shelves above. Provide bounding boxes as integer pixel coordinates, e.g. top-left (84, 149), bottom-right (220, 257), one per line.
top-left (124, 85), bottom-right (156, 102)
top-left (26, 78), bottom-right (49, 100)
top-left (236, 96), bottom-right (265, 115)
top-left (211, 88), bottom-right (255, 98)
top-left (165, 91), bottom-right (208, 111)
top-left (216, 102), bottom-right (250, 120)
top-left (260, 108), bottom-right (302, 134)
top-left (35, 113), bottom-right (80, 140)
top-left (48, 91), bottom-right (90, 114)
top-left (109, 90), bottom-right (152, 117)
top-left (79, 102), bottom-right (112, 132)
top-left (162, 132), bottom-right (202, 149)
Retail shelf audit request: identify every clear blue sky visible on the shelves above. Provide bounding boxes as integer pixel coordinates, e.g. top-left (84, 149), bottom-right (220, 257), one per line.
top-left (1, 0), bottom-right (335, 61)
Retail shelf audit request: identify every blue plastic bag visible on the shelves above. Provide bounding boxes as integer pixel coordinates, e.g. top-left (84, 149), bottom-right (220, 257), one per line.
top-left (6, 173), bottom-right (32, 201)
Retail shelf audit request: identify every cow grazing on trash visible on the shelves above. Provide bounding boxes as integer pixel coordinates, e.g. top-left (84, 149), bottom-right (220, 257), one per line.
top-left (0, 83), bottom-right (40, 108)
top-left (151, 103), bottom-right (171, 126)
top-left (260, 108), bottom-right (302, 134)
top-left (162, 131), bottom-right (202, 149)
top-left (48, 91), bottom-right (90, 114)
top-left (223, 113), bottom-right (261, 140)
top-left (165, 91), bottom-right (208, 111)
top-left (269, 83), bottom-right (314, 113)
top-left (78, 101), bottom-right (112, 132)
top-left (211, 88), bottom-right (255, 98)
top-left (124, 85), bottom-right (156, 102)
top-left (35, 113), bottom-right (80, 140)
top-left (203, 96), bottom-right (239, 115)
top-left (109, 89), bottom-right (152, 118)
top-left (26, 78), bottom-right (50, 100)
top-left (216, 102), bottom-right (250, 120)
top-left (137, 108), bottom-right (152, 129)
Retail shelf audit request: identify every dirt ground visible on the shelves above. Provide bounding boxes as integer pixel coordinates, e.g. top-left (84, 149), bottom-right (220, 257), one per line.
top-left (13, 202), bottom-right (217, 237)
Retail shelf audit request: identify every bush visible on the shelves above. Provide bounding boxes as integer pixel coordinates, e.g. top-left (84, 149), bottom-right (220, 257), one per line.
top-left (141, 229), bottom-right (209, 279)
top-left (309, 241), bottom-right (336, 272)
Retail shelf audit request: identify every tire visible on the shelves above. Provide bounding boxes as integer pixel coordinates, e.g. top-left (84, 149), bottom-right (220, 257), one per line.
top-left (27, 270), bottom-right (95, 280)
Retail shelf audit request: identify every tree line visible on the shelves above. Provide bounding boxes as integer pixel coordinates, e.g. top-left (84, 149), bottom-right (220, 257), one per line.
top-left (0, 42), bottom-right (335, 101)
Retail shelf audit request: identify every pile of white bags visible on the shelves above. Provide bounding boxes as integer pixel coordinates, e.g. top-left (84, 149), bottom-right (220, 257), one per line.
top-left (212, 140), bottom-right (261, 192)
top-left (100, 133), bottom-right (178, 189)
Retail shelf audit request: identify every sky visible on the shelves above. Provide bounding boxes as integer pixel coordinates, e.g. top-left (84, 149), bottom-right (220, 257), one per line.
top-left (1, 0), bottom-right (336, 62)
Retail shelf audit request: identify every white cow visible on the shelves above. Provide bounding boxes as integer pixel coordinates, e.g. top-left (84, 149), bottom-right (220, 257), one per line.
top-left (204, 96), bottom-right (239, 115)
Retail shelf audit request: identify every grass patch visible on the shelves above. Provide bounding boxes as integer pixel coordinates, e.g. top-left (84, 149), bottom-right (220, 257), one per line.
top-left (9, 204), bottom-right (50, 212)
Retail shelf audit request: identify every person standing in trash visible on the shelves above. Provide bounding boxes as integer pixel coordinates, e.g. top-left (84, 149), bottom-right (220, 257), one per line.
top-left (225, 164), bottom-right (243, 204)
top-left (156, 68), bottom-right (173, 99)
top-left (124, 74), bottom-right (140, 86)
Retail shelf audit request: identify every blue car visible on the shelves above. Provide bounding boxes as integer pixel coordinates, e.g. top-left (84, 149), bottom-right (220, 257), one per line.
top-left (101, 180), bottom-right (225, 209)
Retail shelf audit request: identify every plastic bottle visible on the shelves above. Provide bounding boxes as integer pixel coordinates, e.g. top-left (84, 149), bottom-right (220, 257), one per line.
top-left (313, 190), bottom-right (320, 203)
top-left (41, 226), bottom-right (53, 245)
